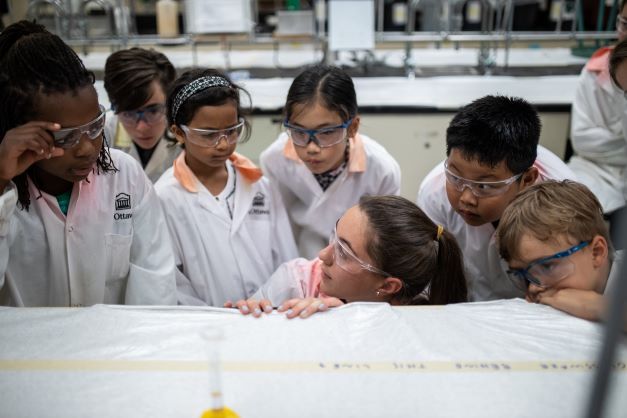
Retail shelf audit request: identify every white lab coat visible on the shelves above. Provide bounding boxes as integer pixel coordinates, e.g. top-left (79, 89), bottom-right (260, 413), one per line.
top-left (569, 47), bottom-right (627, 213)
top-left (0, 149), bottom-right (177, 307)
top-left (417, 146), bottom-right (576, 302)
top-left (605, 250), bottom-right (623, 296)
top-left (154, 152), bottom-right (299, 306)
top-left (105, 113), bottom-right (181, 183)
top-left (260, 133), bottom-right (401, 259)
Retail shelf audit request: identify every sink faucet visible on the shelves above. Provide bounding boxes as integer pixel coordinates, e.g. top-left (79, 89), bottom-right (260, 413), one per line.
top-left (404, 0), bottom-right (421, 78)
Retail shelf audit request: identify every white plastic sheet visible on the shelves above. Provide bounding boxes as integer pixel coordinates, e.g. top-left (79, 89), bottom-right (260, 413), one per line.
top-left (0, 300), bottom-right (625, 417)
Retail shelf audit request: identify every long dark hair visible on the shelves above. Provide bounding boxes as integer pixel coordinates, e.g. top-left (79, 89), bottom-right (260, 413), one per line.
top-left (610, 38), bottom-right (627, 88)
top-left (0, 20), bottom-right (117, 209)
top-left (284, 64), bottom-right (357, 123)
top-left (359, 195), bottom-right (468, 305)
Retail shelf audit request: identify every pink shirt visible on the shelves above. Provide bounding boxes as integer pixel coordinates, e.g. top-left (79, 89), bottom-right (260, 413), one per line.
top-left (252, 258), bottom-right (326, 306)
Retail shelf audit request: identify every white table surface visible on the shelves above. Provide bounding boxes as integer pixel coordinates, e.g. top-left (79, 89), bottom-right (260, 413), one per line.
top-left (0, 300), bottom-right (625, 418)
top-left (94, 74), bottom-right (579, 112)
top-left (86, 46), bottom-right (582, 111)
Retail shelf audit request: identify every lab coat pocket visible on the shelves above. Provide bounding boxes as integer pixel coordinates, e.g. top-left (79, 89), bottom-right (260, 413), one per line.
top-left (104, 233), bottom-right (132, 282)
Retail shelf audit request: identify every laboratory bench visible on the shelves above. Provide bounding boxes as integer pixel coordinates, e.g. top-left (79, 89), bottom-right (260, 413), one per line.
top-left (0, 300), bottom-right (625, 417)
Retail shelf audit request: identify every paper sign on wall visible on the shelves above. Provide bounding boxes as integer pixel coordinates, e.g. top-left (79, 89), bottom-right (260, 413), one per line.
top-left (184, 0), bottom-right (253, 34)
top-left (328, 0), bottom-right (375, 51)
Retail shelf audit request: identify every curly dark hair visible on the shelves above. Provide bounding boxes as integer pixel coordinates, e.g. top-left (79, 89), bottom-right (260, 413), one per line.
top-left (0, 20), bottom-right (117, 209)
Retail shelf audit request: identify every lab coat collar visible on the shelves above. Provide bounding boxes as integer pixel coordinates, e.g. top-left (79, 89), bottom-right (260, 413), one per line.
top-left (27, 170), bottom-right (90, 221)
top-left (173, 151), bottom-right (262, 193)
top-left (586, 46), bottom-right (612, 73)
top-left (586, 46), bottom-right (614, 92)
top-left (282, 133), bottom-right (367, 173)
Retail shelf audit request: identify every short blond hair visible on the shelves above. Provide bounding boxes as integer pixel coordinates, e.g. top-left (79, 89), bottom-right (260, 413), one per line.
top-left (497, 180), bottom-right (613, 262)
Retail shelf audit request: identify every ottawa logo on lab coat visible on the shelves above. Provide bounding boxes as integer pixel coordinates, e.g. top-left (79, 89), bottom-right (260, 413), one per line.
top-left (249, 192), bottom-right (269, 216)
top-left (114, 193), bottom-right (133, 220)
top-left (115, 193), bottom-right (131, 210)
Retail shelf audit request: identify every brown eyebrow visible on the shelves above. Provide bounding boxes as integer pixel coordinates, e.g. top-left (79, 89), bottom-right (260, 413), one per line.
top-left (289, 121), bottom-right (343, 130)
top-left (335, 219), bottom-right (357, 254)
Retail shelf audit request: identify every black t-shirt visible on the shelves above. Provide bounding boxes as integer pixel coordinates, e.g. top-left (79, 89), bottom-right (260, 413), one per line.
top-left (134, 142), bottom-right (157, 168)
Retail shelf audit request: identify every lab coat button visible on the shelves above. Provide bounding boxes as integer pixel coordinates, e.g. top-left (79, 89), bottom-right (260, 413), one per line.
top-left (68, 226), bottom-right (74, 232)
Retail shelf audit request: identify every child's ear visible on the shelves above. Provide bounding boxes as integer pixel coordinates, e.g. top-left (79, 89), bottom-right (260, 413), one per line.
top-left (590, 235), bottom-right (609, 269)
top-left (347, 116), bottom-right (360, 138)
top-left (380, 277), bottom-right (403, 296)
top-left (519, 166), bottom-right (539, 190)
top-left (171, 125), bottom-right (185, 145)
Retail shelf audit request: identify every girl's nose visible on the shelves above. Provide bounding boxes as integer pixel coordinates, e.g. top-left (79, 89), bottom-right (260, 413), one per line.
top-left (74, 135), bottom-right (99, 158)
top-left (135, 118), bottom-right (151, 131)
top-left (215, 135), bottom-right (229, 151)
top-left (306, 139), bottom-right (321, 154)
top-left (318, 244), bottom-right (334, 265)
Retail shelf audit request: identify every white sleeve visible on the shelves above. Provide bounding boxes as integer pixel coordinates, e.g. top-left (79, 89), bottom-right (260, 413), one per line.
top-left (259, 141), bottom-right (279, 183)
top-left (259, 137), bottom-right (298, 207)
top-left (417, 164), bottom-right (448, 227)
top-left (269, 182), bottom-right (299, 270)
top-left (570, 70), bottom-right (627, 166)
top-left (125, 181), bottom-right (177, 305)
top-left (378, 158), bottom-right (402, 196)
top-left (251, 259), bottom-right (307, 306)
top-left (166, 207), bottom-right (207, 306)
top-left (0, 183), bottom-right (18, 293)
top-left (175, 268), bottom-right (207, 306)
top-left (154, 179), bottom-right (208, 306)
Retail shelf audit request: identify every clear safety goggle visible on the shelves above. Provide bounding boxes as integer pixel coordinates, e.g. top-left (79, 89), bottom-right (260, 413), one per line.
top-left (444, 161), bottom-right (524, 198)
top-left (284, 119), bottom-right (352, 148)
top-left (180, 118), bottom-right (246, 148)
top-left (328, 224), bottom-right (390, 277)
top-left (617, 15), bottom-right (627, 33)
top-left (52, 105), bottom-right (106, 149)
top-left (117, 103), bottom-right (166, 126)
top-left (506, 241), bottom-right (590, 290)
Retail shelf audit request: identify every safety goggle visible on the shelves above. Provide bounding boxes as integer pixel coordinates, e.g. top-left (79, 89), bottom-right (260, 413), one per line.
top-left (444, 161), bottom-right (524, 198)
top-left (117, 103), bottom-right (166, 126)
top-left (506, 241), bottom-right (590, 290)
top-left (328, 225), bottom-right (390, 277)
top-left (52, 105), bottom-right (106, 149)
top-left (180, 119), bottom-right (245, 148)
top-left (617, 15), bottom-right (627, 33)
top-left (284, 119), bottom-right (352, 148)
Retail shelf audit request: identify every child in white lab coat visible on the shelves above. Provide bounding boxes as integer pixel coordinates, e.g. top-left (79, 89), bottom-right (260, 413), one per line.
top-left (260, 65), bottom-right (401, 259)
top-left (497, 180), bottom-right (622, 325)
top-left (417, 95), bottom-right (575, 302)
top-left (229, 195), bottom-right (468, 318)
top-left (154, 69), bottom-right (298, 306)
top-left (0, 21), bottom-right (177, 306)
top-left (103, 47), bottom-right (181, 183)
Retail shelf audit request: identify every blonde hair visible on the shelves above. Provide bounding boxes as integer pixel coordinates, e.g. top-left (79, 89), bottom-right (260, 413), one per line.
top-left (496, 180), bottom-right (613, 262)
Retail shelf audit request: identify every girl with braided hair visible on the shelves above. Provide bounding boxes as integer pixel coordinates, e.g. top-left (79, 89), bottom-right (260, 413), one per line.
top-left (0, 21), bottom-right (177, 306)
